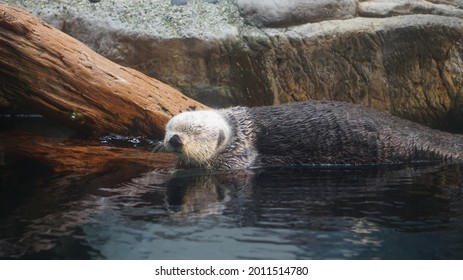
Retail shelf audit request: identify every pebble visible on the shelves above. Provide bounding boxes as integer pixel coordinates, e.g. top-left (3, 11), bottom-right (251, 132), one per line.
top-left (171, 0), bottom-right (188, 6)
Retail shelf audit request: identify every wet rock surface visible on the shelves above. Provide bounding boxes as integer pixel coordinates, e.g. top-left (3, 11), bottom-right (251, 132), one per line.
top-left (359, 0), bottom-right (463, 18)
top-left (236, 0), bottom-right (357, 27)
top-left (2, 0), bottom-right (463, 129)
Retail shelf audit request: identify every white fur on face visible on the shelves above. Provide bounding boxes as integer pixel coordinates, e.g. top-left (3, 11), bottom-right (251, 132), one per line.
top-left (164, 110), bottom-right (231, 167)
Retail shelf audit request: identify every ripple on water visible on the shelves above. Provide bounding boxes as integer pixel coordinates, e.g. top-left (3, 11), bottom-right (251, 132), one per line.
top-left (1, 163), bottom-right (463, 259)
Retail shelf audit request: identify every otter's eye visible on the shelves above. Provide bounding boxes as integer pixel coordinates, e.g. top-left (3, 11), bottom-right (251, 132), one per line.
top-left (190, 129), bottom-right (202, 136)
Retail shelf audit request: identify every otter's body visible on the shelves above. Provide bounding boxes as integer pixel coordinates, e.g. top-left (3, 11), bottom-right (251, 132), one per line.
top-left (164, 101), bottom-right (463, 170)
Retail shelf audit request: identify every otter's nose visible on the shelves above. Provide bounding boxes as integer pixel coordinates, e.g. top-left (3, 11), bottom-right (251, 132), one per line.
top-left (169, 134), bottom-right (183, 149)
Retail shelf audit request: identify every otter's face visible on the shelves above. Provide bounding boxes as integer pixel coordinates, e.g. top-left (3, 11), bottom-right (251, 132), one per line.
top-left (164, 110), bottom-right (231, 167)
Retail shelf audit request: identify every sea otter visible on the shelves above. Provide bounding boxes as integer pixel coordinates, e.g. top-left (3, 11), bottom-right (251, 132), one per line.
top-left (163, 101), bottom-right (463, 170)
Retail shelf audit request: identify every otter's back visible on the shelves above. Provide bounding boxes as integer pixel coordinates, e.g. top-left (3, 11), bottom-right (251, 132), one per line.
top-left (249, 101), bottom-right (463, 166)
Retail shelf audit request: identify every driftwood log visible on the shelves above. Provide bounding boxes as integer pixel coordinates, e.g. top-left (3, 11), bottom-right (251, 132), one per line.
top-left (0, 4), bottom-right (209, 174)
top-left (0, 4), bottom-right (207, 139)
top-left (1, 132), bottom-right (177, 174)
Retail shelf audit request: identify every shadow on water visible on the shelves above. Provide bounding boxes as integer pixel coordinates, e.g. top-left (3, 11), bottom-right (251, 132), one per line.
top-left (1, 157), bottom-right (463, 259)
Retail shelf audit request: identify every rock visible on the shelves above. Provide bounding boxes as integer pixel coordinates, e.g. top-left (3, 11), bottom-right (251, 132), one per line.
top-left (440, 42), bottom-right (463, 129)
top-left (3, 0), bottom-right (463, 130)
top-left (261, 16), bottom-right (463, 129)
top-left (171, 0), bottom-right (188, 6)
top-left (359, 0), bottom-right (463, 18)
top-left (237, 0), bottom-right (358, 27)
top-left (430, 0), bottom-right (463, 9)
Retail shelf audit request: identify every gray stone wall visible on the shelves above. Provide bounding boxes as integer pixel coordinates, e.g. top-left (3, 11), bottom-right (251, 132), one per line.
top-left (2, 0), bottom-right (463, 129)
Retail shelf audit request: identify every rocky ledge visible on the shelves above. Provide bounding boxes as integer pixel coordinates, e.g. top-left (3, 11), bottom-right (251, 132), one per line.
top-left (2, 0), bottom-right (463, 130)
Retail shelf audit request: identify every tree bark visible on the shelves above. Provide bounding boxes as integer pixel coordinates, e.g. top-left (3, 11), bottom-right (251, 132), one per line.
top-left (0, 4), bottom-right (207, 139)
top-left (1, 132), bottom-right (177, 174)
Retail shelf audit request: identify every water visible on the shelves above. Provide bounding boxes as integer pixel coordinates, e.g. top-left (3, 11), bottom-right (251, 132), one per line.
top-left (1, 157), bottom-right (463, 260)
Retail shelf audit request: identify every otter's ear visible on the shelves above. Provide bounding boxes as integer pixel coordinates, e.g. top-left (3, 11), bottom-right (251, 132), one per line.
top-left (217, 130), bottom-right (226, 147)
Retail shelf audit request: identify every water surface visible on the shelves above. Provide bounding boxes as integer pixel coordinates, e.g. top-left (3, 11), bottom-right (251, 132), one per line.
top-left (1, 159), bottom-right (463, 259)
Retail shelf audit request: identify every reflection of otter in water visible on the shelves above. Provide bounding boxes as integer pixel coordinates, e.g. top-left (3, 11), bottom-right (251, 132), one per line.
top-left (164, 101), bottom-right (463, 170)
top-left (165, 170), bottom-right (255, 219)
top-left (166, 174), bottom-right (228, 218)
top-left (164, 163), bottom-right (463, 222)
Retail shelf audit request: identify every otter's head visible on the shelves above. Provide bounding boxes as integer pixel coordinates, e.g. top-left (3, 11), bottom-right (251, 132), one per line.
top-left (164, 110), bottom-right (232, 167)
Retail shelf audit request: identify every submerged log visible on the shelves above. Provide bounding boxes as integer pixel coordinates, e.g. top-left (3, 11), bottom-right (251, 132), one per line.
top-left (1, 132), bottom-right (177, 174)
top-left (0, 4), bottom-right (207, 139)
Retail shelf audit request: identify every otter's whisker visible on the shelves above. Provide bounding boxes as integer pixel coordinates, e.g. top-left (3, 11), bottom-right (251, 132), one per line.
top-left (151, 141), bottom-right (166, 153)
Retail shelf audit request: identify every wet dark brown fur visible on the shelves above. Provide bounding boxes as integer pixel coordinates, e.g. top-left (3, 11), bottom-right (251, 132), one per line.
top-left (165, 101), bottom-right (463, 170)
top-left (247, 101), bottom-right (463, 167)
